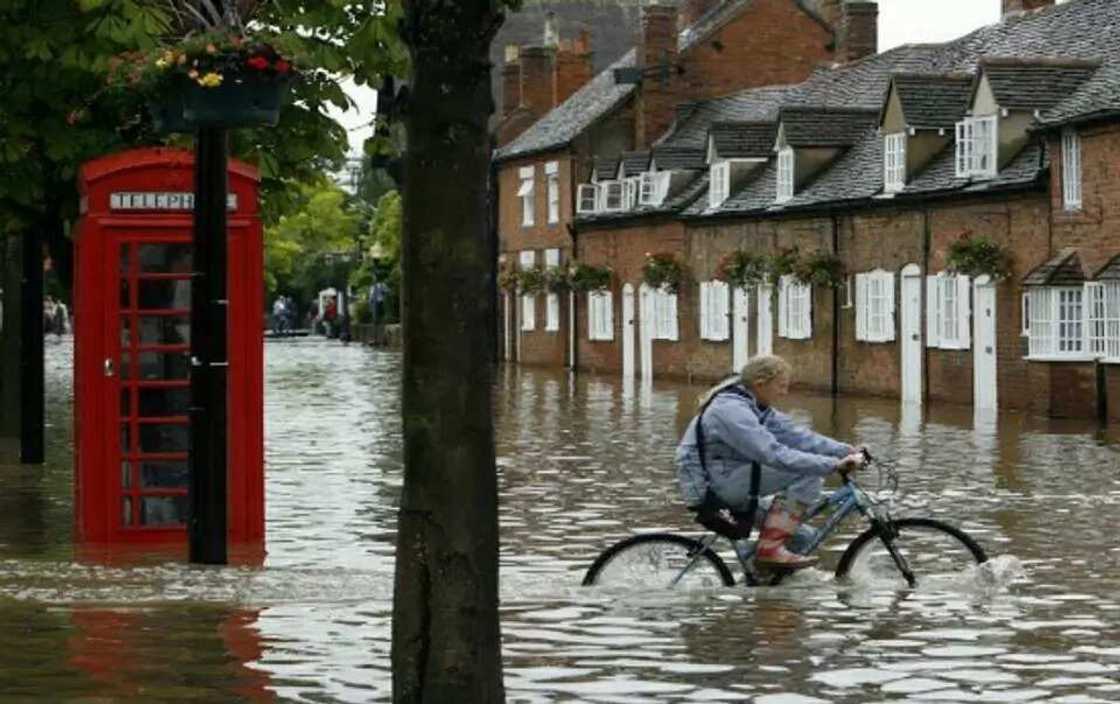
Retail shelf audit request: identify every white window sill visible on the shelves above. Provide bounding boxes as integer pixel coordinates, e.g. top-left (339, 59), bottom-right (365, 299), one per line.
top-left (545, 327), bottom-right (559, 333)
top-left (1024, 355), bottom-right (1094, 362)
top-left (700, 337), bottom-right (730, 343)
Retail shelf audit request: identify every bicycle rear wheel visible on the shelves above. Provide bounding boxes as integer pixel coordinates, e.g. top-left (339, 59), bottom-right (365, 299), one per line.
top-left (582, 533), bottom-right (735, 588)
top-left (835, 518), bottom-right (987, 587)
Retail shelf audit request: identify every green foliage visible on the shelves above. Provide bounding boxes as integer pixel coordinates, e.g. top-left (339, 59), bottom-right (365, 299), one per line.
top-left (264, 177), bottom-right (363, 307)
top-left (545, 266), bottom-right (571, 293)
top-left (369, 190), bottom-right (402, 266)
top-left (769, 247), bottom-right (800, 281)
top-left (715, 250), bottom-right (770, 289)
top-left (569, 263), bottom-right (612, 293)
top-left (792, 251), bottom-right (846, 288)
top-left (946, 234), bottom-right (1012, 280)
top-left (642, 252), bottom-right (687, 294)
top-left (518, 265), bottom-right (549, 295)
top-left (498, 265), bottom-right (520, 292)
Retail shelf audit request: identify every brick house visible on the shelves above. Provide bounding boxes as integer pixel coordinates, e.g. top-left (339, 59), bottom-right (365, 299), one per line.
top-left (492, 0), bottom-right (850, 369)
top-left (565, 0), bottom-right (1120, 423)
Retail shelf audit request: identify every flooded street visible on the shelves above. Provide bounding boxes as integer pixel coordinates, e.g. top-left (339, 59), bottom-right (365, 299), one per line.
top-left (2, 338), bottom-right (1120, 702)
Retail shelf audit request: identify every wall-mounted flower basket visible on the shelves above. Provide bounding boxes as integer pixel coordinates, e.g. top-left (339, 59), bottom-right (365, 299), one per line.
top-left (498, 267), bottom-right (520, 293)
top-left (545, 267), bottom-right (572, 293)
top-left (518, 265), bottom-right (549, 295)
top-left (715, 250), bottom-right (769, 289)
top-left (768, 247), bottom-right (800, 282)
top-left (642, 252), bottom-right (687, 294)
top-left (569, 263), bottom-right (613, 292)
top-left (792, 251), bottom-right (846, 288)
top-left (946, 234), bottom-right (1011, 280)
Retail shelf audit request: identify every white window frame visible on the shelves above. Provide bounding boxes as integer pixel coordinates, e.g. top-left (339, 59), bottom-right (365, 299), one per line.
top-left (546, 161), bottom-right (560, 223)
top-left (883, 133), bottom-right (907, 193)
top-left (776, 147), bottom-right (795, 204)
top-left (600, 180), bottom-right (624, 212)
top-left (577, 183), bottom-right (599, 214)
top-left (925, 273), bottom-right (971, 350)
top-left (652, 288), bottom-right (679, 341)
top-left (518, 165), bottom-right (535, 226)
top-left (1021, 292), bottom-right (1031, 336)
top-left (709, 160), bottom-right (730, 208)
top-left (855, 270), bottom-right (896, 343)
top-left (1062, 128), bottom-right (1082, 211)
top-left (519, 250), bottom-right (536, 331)
top-left (640, 171), bottom-right (671, 207)
top-left (545, 248), bottom-right (561, 332)
top-left (777, 275), bottom-right (811, 340)
top-left (623, 176), bottom-right (642, 210)
top-left (588, 291), bottom-right (613, 341)
top-left (699, 280), bottom-right (730, 341)
top-left (1026, 286), bottom-right (1088, 360)
top-left (955, 116), bottom-right (998, 179)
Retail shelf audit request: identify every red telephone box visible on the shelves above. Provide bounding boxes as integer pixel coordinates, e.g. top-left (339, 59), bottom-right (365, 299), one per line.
top-left (74, 147), bottom-right (264, 545)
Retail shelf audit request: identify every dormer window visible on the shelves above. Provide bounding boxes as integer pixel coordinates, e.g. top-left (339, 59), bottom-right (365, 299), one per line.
top-left (577, 184), bottom-right (598, 214)
top-left (600, 181), bottom-right (624, 212)
top-left (623, 176), bottom-right (641, 210)
top-left (709, 161), bottom-right (730, 208)
top-left (640, 171), bottom-right (671, 207)
top-left (955, 116), bottom-right (998, 179)
top-left (883, 133), bottom-right (907, 193)
top-left (776, 147), bottom-right (795, 203)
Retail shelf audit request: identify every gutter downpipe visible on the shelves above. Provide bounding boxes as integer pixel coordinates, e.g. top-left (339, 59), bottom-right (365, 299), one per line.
top-left (922, 206), bottom-right (932, 406)
top-left (831, 212), bottom-right (840, 398)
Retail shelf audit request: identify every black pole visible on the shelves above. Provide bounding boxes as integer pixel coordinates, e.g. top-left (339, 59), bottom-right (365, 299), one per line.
top-left (21, 226), bottom-right (44, 464)
top-left (189, 127), bottom-right (229, 564)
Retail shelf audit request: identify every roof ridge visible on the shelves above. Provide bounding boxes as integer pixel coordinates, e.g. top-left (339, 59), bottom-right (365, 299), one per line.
top-left (980, 56), bottom-right (1103, 69)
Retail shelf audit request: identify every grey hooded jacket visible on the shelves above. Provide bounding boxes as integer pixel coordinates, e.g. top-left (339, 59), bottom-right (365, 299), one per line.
top-left (676, 385), bottom-right (852, 509)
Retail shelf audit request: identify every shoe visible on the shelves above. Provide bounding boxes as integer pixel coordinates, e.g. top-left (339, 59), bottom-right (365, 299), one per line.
top-left (755, 496), bottom-right (819, 571)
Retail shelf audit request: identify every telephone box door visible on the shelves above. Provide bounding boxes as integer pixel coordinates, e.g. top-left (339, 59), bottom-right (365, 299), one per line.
top-left (111, 236), bottom-right (194, 533)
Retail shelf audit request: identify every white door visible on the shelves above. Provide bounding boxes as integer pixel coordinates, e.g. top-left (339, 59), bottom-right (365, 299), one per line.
top-left (639, 283), bottom-right (654, 380)
top-left (757, 284), bottom-right (773, 356)
top-left (503, 293), bottom-right (511, 361)
top-left (973, 275), bottom-right (998, 410)
top-left (733, 287), bottom-right (750, 373)
top-left (622, 284), bottom-right (636, 378)
top-left (900, 264), bottom-right (923, 404)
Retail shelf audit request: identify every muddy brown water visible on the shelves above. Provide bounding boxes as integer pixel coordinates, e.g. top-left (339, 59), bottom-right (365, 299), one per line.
top-left (1, 338), bottom-right (1119, 702)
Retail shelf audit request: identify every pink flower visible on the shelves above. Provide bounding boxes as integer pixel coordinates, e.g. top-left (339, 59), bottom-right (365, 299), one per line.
top-left (274, 59), bottom-right (291, 74)
top-left (246, 56), bottom-right (269, 71)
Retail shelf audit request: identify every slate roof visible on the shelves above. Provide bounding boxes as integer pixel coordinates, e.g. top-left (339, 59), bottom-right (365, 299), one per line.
top-left (593, 155), bottom-right (620, 181)
top-left (779, 107), bottom-right (879, 148)
top-left (903, 140), bottom-right (1047, 197)
top-left (577, 171), bottom-right (710, 225)
top-left (979, 57), bottom-right (1101, 112)
top-left (1038, 62), bottom-right (1120, 128)
top-left (1095, 254), bottom-right (1120, 281)
top-left (495, 49), bottom-right (637, 162)
top-left (660, 86), bottom-right (802, 149)
top-left (620, 150), bottom-right (651, 177)
top-left (710, 122), bottom-right (778, 159)
top-left (889, 74), bottom-right (974, 129)
top-left (1023, 248), bottom-right (1088, 285)
top-left (651, 145), bottom-right (707, 171)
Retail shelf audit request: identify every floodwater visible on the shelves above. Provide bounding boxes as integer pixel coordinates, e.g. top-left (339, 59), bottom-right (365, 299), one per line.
top-left (2, 338), bottom-right (1120, 702)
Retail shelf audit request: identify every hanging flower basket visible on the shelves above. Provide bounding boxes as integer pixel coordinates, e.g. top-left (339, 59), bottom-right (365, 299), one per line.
top-left (569, 263), bottom-right (613, 292)
top-left (545, 266), bottom-right (572, 293)
top-left (498, 266), bottom-right (520, 293)
top-left (715, 250), bottom-right (770, 289)
top-left (518, 265), bottom-right (549, 295)
top-left (768, 247), bottom-right (801, 282)
top-left (106, 30), bottom-right (296, 132)
top-left (642, 252), bottom-right (687, 294)
top-left (946, 234), bottom-right (1011, 280)
top-left (792, 251), bottom-right (846, 288)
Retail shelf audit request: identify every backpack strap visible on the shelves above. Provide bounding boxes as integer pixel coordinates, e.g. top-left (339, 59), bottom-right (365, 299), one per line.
top-left (691, 384), bottom-right (761, 540)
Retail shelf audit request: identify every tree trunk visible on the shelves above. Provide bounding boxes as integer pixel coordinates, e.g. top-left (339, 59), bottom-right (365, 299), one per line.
top-left (391, 2), bottom-right (506, 702)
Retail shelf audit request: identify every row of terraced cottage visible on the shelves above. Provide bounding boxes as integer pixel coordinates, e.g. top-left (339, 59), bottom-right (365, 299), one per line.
top-left (493, 0), bottom-right (1120, 423)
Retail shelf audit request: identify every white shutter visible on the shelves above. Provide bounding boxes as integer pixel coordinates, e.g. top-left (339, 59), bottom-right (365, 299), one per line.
top-left (603, 292), bottom-right (614, 341)
top-left (698, 282), bottom-right (709, 339)
top-left (778, 277), bottom-right (789, 338)
top-left (957, 274), bottom-right (971, 350)
top-left (926, 276), bottom-right (940, 347)
top-left (714, 281), bottom-right (729, 341)
top-left (661, 291), bottom-right (679, 341)
top-left (547, 294), bottom-right (560, 331)
top-left (884, 271), bottom-right (897, 342)
top-left (801, 285), bottom-right (812, 340)
top-left (856, 274), bottom-right (869, 341)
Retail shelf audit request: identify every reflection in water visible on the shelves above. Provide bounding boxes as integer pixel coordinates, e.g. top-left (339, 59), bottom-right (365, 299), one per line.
top-left (0, 340), bottom-right (1119, 701)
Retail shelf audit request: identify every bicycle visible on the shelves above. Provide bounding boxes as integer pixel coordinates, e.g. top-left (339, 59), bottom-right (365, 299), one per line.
top-left (582, 452), bottom-right (988, 589)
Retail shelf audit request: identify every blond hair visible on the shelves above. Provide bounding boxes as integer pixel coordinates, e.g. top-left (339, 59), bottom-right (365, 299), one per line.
top-left (739, 355), bottom-right (792, 388)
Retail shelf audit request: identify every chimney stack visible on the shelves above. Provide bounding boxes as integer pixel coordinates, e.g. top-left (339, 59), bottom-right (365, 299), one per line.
top-left (816, 0), bottom-right (843, 32)
top-left (520, 46), bottom-right (557, 120)
top-left (636, 4), bottom-right (681, 148)
top-left (554, 30), bottom-right (594, 106)
top-left (839, 1), bottom-right (878, 63)
top-left (1002, 0), bottom-right (1055, 19)
top-left (501, 45), bottom-right (521, 119)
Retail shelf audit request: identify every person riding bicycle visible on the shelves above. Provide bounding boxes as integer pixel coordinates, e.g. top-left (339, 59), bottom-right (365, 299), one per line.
top-left (676, 355), bottom-right (864, 571)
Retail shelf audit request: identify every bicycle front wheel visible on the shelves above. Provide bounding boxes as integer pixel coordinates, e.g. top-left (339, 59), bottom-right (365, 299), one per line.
top-left (582, 533), bottom-right (735, 589)
top-left (835, 518), bottom-right (987, 587)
